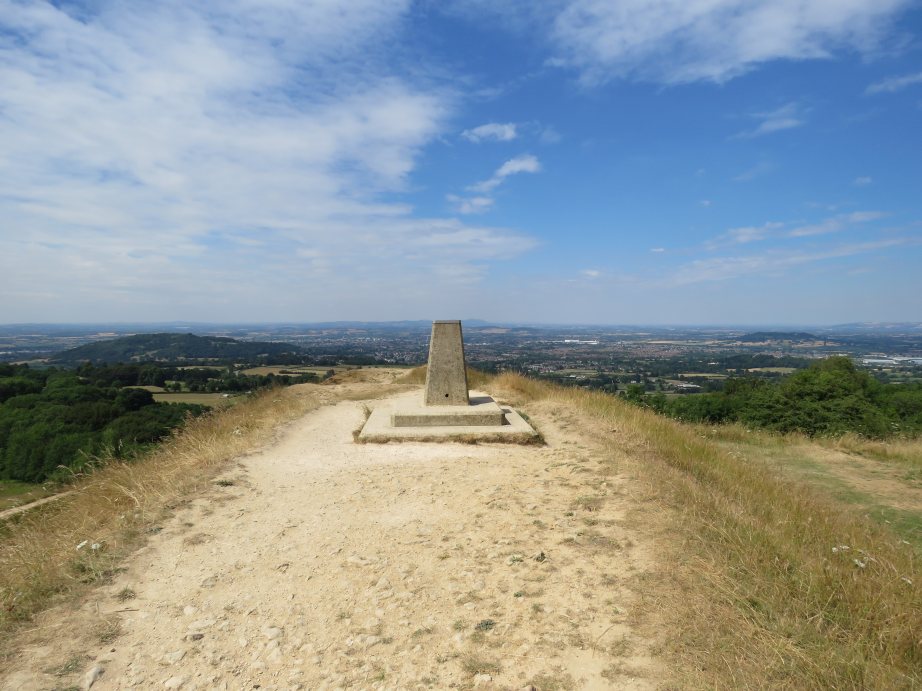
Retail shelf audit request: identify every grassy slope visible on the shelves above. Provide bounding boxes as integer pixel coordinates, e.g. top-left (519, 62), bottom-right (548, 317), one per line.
top-left (490, 373), bottom-right (920, 689)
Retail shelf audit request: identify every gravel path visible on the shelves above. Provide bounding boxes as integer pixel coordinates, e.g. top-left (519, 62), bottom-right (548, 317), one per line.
top-left (2, 386), bottom-right (660, 690)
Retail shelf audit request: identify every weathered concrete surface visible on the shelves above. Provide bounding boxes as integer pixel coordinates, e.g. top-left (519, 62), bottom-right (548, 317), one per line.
top-left (359, 390), bottom-right (538, 442)
top-left (424, 320), bottom-right (469, 406)
top-left (392, 395), bottom-right (506, 427)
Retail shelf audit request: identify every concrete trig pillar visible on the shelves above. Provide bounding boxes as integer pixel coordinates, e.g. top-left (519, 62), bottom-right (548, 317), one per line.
top-left (424, 320), bottom-right (470, 406)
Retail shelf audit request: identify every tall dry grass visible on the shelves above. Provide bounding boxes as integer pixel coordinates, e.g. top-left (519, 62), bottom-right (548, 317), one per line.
top-left (492, 373), bottom-right (921, 688)
top-left (0, 385), bottom-right (325, 640)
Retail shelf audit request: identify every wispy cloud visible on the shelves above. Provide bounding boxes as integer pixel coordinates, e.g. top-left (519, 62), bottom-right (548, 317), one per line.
top-left (671, 239), bottom-right (908, 286)
top-left (546, 0), bottom-right (910, 84)
top-left (866, 71), bottom-right (922, 94)
top-left (446, 194), bottom-right (495, 214)
top-left (733, 102), bottom-right (807, 139)
top-left (706, 212), bottom-right (886, 249)
top-left (447, 154), bottom-right (542, 216)
top-left (462, 122), bottom-right (518, 142)
top-left (853, 176), bottom-right (873, 186)
top-left (707, 222), bottom-right (784, 249)
top-left (469, 154), bottom-right (542, 193)
top-left (733, 161), bottom-right (774, 182)
top-left (787, 211), bottom-right (886, 237)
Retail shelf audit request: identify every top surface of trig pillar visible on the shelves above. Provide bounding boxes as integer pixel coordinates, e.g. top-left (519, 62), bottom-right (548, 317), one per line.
top-left (424, 320), bottom-right (470, 406)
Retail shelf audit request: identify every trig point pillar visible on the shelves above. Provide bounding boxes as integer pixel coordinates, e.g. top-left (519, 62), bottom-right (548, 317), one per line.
top-left (424, 320), bottom-right (470, 406)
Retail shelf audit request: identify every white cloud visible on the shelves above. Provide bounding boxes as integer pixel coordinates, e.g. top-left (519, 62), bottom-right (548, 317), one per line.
top-left (0, 0), bottom-right (537, 321)
top-left (733, 102), bottom-right (807, 139)
top-left (547, 0), bottom-right (910, 84)
top-left (650, 247), bottom-right (665, 253)
top-left (853, 176), bottom-right (873, 186)
top-left (462, 122), bottom-right (518, 142)
top-left (866, 71), bottom-right (922, 94)
top-left (581, 269), bottom-right (601, 278)
top-left (445, 154), bottom-right (542, 216)
top-left (469, 154), bottom-right (542, 193)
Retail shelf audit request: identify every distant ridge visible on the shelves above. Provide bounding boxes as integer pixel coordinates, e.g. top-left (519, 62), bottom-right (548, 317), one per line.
top-left (51, 333), bottom-right (303, 364)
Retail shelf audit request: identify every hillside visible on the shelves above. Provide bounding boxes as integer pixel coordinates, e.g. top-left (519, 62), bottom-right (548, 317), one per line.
top-left (735, 331), bottom-right (818, 342)
top-left (51, 333), bottom-right (304, 364)
top-left (0, 371), bottom-right (919, 689)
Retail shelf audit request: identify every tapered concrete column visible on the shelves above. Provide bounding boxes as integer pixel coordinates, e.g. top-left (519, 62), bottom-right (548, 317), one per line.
top-left (424, 320), bottom-right (470, 406)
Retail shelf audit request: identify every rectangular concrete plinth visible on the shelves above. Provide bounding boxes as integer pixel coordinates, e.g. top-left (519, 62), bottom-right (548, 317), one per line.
top-left (359, 390), bottom-right (539, 442)
top-left (392, 395), bottom-right (505, 427)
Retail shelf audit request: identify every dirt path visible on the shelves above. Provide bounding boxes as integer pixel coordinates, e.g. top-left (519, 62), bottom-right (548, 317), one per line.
top-left (2, 387), bottom-right (661, 690)
top-left (0, 490), bottom-right (76, 522)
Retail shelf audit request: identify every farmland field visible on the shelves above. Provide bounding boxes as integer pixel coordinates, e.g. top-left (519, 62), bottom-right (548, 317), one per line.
top-left (152, 392), bottom-right (236, 406)
top-left (240, 365), bottom-right (339, 376)
top-left (0, 480), bottom-right (55, 512)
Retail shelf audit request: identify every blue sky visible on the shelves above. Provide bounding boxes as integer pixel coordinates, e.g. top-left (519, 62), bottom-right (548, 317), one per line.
top-left (1, 0), bottom-right (920, 325)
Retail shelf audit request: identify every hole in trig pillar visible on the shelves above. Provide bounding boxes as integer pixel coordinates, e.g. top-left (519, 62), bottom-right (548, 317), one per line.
top-left (444, 393), bottom-right (449, 398)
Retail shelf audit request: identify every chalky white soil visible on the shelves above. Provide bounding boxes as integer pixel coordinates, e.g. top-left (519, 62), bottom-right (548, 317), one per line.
top-left (3, 381), bottom-right (662, 690)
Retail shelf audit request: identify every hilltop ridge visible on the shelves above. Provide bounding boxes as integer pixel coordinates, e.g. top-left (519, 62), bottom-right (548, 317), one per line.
top-left (51, 333), bottom-right (303, 364)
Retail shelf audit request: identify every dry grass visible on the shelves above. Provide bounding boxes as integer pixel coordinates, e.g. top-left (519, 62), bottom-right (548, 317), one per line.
top-left (821, 433), bottom-right (922, 469)
top-left (698, 423), bottom-right (922, 470)
top-left (492, 373), bottom-right (921, 688)
top-left (0, 384), bottom-right (327, 641)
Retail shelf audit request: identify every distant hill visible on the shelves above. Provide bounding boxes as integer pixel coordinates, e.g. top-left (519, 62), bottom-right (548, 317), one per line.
top-left (51, 333), bottom-right (303, 364)
top-left (736, 331), bottom-right (817, 343)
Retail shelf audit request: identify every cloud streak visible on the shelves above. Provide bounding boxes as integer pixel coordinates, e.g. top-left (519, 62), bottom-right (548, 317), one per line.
top-left (469, 154), bottom-right (542, 193)
top-left (733, 103), bottom-right (807, 139)
top-left (866, 71), bottom-right (922, 94)
top-left (671, 239), bottom-right (908, 286)
top-left (707, 212), bottom-right (886, 249)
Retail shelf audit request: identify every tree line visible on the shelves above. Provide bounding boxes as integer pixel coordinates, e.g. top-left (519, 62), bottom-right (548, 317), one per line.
top-left (624, 356), bottom-right (922, 438)
top-left (0, 362), bottom-right (322, 484)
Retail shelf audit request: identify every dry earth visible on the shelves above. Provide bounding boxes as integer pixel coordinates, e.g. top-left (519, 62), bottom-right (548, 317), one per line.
top-left (1, 378), bottom-right (662, 690)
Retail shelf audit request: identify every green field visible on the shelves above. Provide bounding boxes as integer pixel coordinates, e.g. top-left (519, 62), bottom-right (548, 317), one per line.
top-left (240, 365), bottom-right (337, 376)
top-left (152, 392), bottom-right (236, 406)
top-left (0, 480), bottom-right (55, 512)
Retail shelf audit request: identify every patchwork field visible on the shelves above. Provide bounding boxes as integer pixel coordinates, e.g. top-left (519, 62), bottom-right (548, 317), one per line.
top-left (152, 392), bottom-right (236, 406)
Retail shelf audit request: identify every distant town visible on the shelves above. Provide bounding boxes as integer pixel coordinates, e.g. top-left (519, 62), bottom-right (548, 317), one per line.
top-left (2, 321), bottom-right (920, 397)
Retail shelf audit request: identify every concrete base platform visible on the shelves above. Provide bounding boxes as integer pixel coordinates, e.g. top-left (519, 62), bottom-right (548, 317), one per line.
top-left (392, 395), bottom-right (505, 427)
top-left (359, 391), bottom-right (539, 443)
